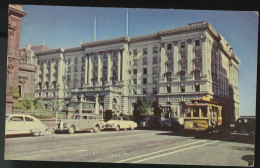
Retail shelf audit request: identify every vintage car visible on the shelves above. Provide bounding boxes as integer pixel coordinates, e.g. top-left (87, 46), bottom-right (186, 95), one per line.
top-left (104, 117), bottom-right (137, 131)
top-left (231, 117), bottom-right (255, 136)
top-left (55, 113), bottom-right (102, 134)
top-left (5, 114), bottom-right (48, 136)
top-left (139, 116), bottom-right (161, 128)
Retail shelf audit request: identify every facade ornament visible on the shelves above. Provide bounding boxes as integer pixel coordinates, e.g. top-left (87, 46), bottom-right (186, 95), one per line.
top-left (161, 43), bottom-right (165, 47)
top-left (201, 36), bottom-right (207, 41)
top-left (187, 39), bottom-right (192, 43)
top-left (173, 41), bottom-right (178, 45)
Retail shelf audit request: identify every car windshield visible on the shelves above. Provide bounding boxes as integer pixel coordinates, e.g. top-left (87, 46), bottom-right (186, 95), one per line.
top-left (71, 115), bottom-right (81, 119)
top-left (111, 117), bottom-right (120, 120)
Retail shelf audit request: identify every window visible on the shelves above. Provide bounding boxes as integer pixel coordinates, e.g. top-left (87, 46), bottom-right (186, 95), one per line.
top-left (113, 51), bottom-right (118, 58)
top-left (167, 54), bottom-right (173, 61)
top-left (167, 64), bottom-right (173, 72)
top-left (25, 117), bottom-right (34, 122)
top-left (193, 107), bottom-right (199, 117)
top-left (153, 87), bottom-right (157, 94)
top-left (181, 42), bottom-right (186, 48)
top-left (153, 57), bottom-right (158, 64)
top-left (195, 40), bottom-right (200, 46)
top-left (134, 59), bottom-right (138, 66)
top-left (53, 92), bottom-right (56, 97)
top-left (94, 54), bottom-right (98, 60)
top-left (143, 57), bottom-right (147, 65)
top-left (143, 88), bottom-right (147, 94)
top-left (143, 78), bottom-right (147, 84)
top-left (67, 66), bottom-right (71, 73)
top-left (74, 65), bottom-right (78, 72)
top-left (81, 64), bottom-right (85, 71)
top-left (195, 61), bottom-right (201, 69)
top-left (167, 43), bottom-right (172, 50)
top-left (180, 85), bottom-right (185, 92)
top-left (143, 48), bottom-right (147, 54)
top-left (74, 82), bottom-right (78, 88)
top-left (153, 67), bottom-right (158, 74)
top-left (133, 79), bottom-right (137, 84)
top-left (75, 57), bottom-right (78, 63)
top-left (181, 63), bottom-right (186, 70)
top-left (129, 71), bottom-right (131, 75)
top-left (180, 72), bottom-right (186, 81)
top-left (82, 57), bottom-right (85, 62)
top-left (143, 68), bottom-right (147, 74)
top-left (46, 92), bottom-right (48, 97)
top-left (81, 73), bottom-right (85, 81)
top-left (195, 51), bottom-right (201, 58)
top-left (133, 69), bottom-right (137, 75)
top-left (194, 71), bottom-right (200, 80)
top-left (74, 74), bottom-right (78, 80)
top-left (195, 84), bottom-right (200, 92)
top-left (167, 85), bottom-right (171, 93)
top-left (134, 50), bottom-right (137, 56)
top-left (166, 75), bottom-right (172, 82)
top-left (153, 47), bottom-right (158, 53)
top-left (153, 77), bottom-right (158, 84)
top-left (181, 52), bottom-right (186, 59)
top-left (10, 116), bottom-right (23, 122)
top-left (67, 75), bottom-right (71, 81)
top-left (201, 107), bottom-right (207, 117)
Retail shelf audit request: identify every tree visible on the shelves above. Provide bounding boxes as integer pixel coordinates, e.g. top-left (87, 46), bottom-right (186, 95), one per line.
top-left (133, 97), bottom-right (153, 123)
top-left (34, 98), bottom-right (44, 109)
top-left (152, 101), bottom-right (163, 117)
top-left (47, 98), bottom-right (68, 124)
top-left (8, 86), bottom-right (20, 98)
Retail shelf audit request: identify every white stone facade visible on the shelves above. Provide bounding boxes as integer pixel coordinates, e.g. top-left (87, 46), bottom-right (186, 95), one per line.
top-left (34, 21), bottom-right (240, 123)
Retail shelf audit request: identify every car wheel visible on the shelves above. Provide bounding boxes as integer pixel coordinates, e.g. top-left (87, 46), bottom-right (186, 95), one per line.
top-left (68, 126), bottom-right (75, 134)
top-left (130, 126), bottom-right (134, 130)
top-left (115, 125), bottom-right (120, 131)
top-left (32, 132), bottom-right (41, 136)
top-left (93, 125), bottom-right (100, 133)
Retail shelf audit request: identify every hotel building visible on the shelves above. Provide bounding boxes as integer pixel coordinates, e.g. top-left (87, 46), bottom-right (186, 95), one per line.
top-left (33, 21), bottom-right (240, 124)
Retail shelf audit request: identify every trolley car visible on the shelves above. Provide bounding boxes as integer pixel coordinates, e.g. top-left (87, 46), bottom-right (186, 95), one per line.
top-left (183, 97), bottom-right (222, 132)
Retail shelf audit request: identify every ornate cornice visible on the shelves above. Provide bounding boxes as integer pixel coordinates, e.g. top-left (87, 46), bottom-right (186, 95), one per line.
top-left (82, 37), bottom-right (128, 48)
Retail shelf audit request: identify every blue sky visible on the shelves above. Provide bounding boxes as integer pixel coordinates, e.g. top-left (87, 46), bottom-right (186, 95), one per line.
top-left (20, 5), bottom-right (258, 116)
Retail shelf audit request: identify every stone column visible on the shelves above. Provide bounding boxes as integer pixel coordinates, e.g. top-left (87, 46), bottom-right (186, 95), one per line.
top-left (173, 41), bottom-right (179, 77)
top-left (117, 50), bottom-right (121, 81)
top-left (120, 49), bottom-right (124, 81)
top-left (187, 39), bottom-right (193, 79)
top-left (84, 55), bottom-right (88, 84)
top-left (160, 43), bottom-right (166, 81)
top-left (88, 54), bottom-right (93, 86)
top-left (201, 36), bottom-right (207, 78)
top-left (79, 94), bottom-right (83, 114)
top-left (97, 52), bottom-right (102, 85)
top-left (95, 94), bottom-right (99, 115)
top-left (107, 51), bottom-right (112, 85)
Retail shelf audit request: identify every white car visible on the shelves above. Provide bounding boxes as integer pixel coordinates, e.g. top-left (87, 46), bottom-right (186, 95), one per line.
top-left (104, 117), bottom-right (137, 131)
top-left (5, 114), bottom-right (48, 136)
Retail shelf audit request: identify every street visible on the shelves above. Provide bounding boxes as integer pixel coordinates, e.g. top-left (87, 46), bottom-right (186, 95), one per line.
top-left (4, 129), bottom-right (255, 166)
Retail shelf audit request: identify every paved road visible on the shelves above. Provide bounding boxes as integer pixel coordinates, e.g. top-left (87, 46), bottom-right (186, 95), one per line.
top-left (4, 129), bottom-right (255, 166)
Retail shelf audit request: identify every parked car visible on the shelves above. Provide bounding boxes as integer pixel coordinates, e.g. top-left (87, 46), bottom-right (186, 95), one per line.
top-left (5, 114), bottom-right (48, 136)
top-left (231, 117), bottom-right (255, 136)
top-left (55, 113), bottom-right (102, 134)
top-left (104, 117), bottom-right (137, 131)
top-left (139, 116), bottom-right (161, 128)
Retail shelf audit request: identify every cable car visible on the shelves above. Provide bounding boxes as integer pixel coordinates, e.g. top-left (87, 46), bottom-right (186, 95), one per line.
top-left (183, 97), bottom-right (222, 132)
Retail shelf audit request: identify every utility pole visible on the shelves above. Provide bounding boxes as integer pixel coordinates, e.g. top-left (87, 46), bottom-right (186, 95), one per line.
top-left (94, 16), bottom-right (96, 41)
top-left (126, 9), bottom-right (128, 37)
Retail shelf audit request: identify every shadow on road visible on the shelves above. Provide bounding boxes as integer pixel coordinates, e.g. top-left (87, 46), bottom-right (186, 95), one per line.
top-left (152, 127), bottom-right (255, 145)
